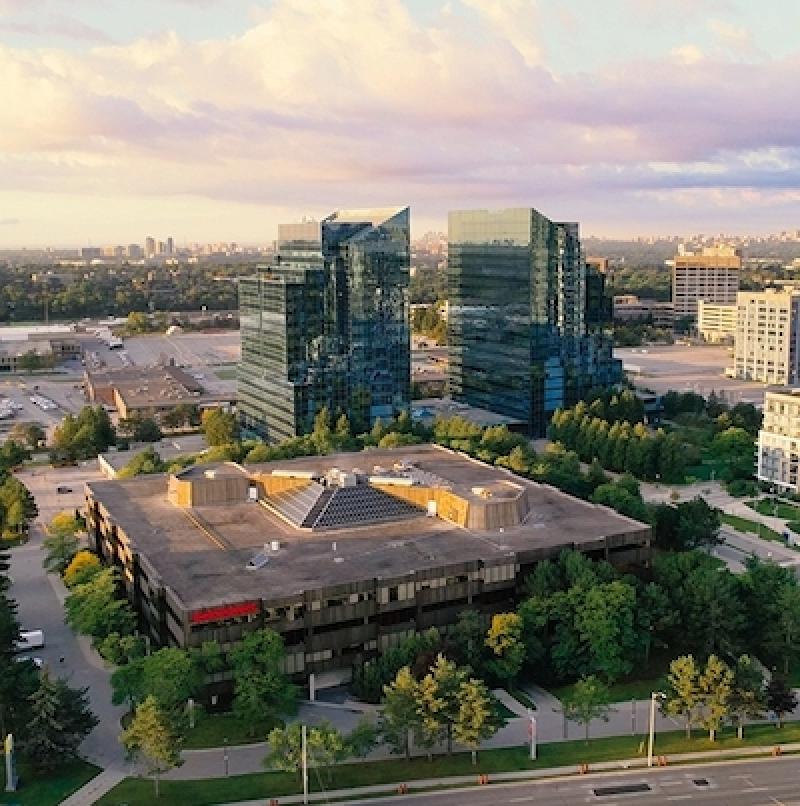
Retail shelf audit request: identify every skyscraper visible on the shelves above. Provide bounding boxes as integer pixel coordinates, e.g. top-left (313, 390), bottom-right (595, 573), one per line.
top-left (238, 207), bottom-right (410, 443)
top-left (447, 207), bottom-right (621, 436)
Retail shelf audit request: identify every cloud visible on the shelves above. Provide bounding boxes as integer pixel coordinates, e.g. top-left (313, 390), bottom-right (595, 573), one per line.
top-left (0, 0), bottom-right (798, 241)
top-left (0, 16), bottom-right (113, 43)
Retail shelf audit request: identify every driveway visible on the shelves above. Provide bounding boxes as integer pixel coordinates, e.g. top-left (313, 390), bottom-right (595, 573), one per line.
top-left (10, 465), bottom-right (128, 771)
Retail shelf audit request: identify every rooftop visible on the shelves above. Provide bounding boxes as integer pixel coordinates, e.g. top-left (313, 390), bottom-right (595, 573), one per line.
top-left (86, 445), bottom-right (649, 611)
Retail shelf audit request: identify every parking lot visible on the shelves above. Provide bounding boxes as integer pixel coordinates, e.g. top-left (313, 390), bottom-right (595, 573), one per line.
top-left (616, 344), bottom-right (768, 406)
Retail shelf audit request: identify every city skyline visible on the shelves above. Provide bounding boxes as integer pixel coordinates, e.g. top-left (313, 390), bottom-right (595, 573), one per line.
top-left (2, 0), bottom-right (800, 247)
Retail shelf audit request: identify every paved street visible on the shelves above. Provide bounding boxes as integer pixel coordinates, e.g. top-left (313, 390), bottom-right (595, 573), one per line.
top-left (9, 466), bottom-right (129, 772)
top-left (340, 756), bottom-right (800, 805)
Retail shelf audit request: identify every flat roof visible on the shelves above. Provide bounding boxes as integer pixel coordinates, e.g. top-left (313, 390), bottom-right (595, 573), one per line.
top-left (412, 398), bottom-right (524, 428)
top-left (98, 434), bottom-right (208, 473)
top-left (86, 445), bottom-right (648, 611)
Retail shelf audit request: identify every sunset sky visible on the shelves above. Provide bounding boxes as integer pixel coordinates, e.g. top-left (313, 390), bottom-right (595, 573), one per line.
top-left (1, 0), bottom-right (799, 247)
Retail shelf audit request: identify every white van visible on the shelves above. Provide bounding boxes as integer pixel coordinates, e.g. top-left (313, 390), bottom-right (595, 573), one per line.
top-left (14, 630), bottom-right (45, 652)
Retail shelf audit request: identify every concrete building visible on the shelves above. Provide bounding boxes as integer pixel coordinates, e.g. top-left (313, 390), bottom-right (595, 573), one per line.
top-left (758, 389), bottom-right (800, 492)
top-left (697, 301), bottom-right (737, 344)
top-left (85, 365), bottom-right (234, 421)
top-left (84, 445), bottom-right (650, 692)
top-left (613, 295), bottom-right (675, 328)
top-left (447, 207), bottom-right (621, 437)
top-left (733, 289), bottom-right (800, 385)
top-left (145, 237), bottom-right (156, 258)
top-left (0, 325), bottom-right (82, 372)
top-left (671, 244), bottom-right (741, 319)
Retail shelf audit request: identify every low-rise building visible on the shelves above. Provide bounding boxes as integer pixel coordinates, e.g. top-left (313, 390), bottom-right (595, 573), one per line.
top-left (85, 365), bottom-right (233, 421)
top-left (671, 244), bottom-right (741, 320)
top-left (84, 445), bottom-right (650, 694)
top-left (733, 289), bottom-right (800, 385)
top-left (613, 295), bottom-right (675, 328)
top-left (758, 389), bottom-right (800, 491)
top-left (697, 301), bottom-right (737, 344)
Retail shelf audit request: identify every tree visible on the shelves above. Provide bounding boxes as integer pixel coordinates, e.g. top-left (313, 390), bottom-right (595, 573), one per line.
top-left (98, 632), bottom-right (146, 666)
top-left (766, 675), bottom-right (798, 729)
top-left (230, 629), bottom-right (296, 735)
top-left (562, 675), bottom-right (611, 743)
top-left (311, 406), bottom-right (333, 454)
top-left (63, 550), bottom-right (101, 587)
top-left (201, 408), bottom-right (239, 446)
top-left (453, 677), bottom-right (497, 764)
top-left (416, 654), bottom-right (466, 755)
top-left (381, 666), bottom-right (419, 761)
top-left (122, 696), bottom-right (180, 798)
top-left (42, 527), bottom-right (80, 575)
top-left (266, 721), bottom-right (349, 783)
top-left (485, 612), bottom-right (525, 686)
top-left (118, 447), bottom-right (166, 478)
top-left (663, 655), bottom-right (702, 739)
top-left (710, 427), bottom-right (755, 480)
top-left (8, 422), bottom-right (45, 451)
top-left (65, 568), bottom-right (136, 643)
top-left (132, 417), bottom-right (162, 443)
top-left (448, 610), bottom-right (486, 673)
top-left (728, 656), bottom-right (765, 740)
top-left (698, 654), bottom-right (733, 741)
top-left (24, 671), bottom-right (98, 772)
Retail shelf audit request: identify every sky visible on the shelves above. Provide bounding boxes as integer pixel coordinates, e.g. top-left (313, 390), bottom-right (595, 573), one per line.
top-left (1, 0), bottom-right (800, 247)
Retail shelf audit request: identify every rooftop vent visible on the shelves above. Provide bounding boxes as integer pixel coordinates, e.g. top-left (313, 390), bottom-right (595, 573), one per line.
top-left (246, 543), bottom-right (271, 571)
top-left (204, 469), bottom-right (216, 479)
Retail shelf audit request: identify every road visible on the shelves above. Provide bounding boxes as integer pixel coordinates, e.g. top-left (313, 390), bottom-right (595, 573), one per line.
top-left (344, 756), bottom-right (800, 805)
top-left (9, 465), bottom-right (128, 771)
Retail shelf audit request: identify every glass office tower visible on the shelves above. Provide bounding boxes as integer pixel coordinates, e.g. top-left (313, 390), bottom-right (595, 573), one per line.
top-left (238, 207), bottom-right (410, 443)
top-left (447, 207), bottom-right (621, 436)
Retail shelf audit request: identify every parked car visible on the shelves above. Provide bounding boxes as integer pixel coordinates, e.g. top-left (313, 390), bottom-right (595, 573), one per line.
top-left (56, 486), bottom-right (72, 494)
top-left (14, 629), bottom-right (45, 652)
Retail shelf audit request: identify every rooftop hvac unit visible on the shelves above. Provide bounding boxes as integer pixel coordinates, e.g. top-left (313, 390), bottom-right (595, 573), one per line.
top-left (246, 544), bottom-right (271, 570)
top-left (270, 540), bottom-right (280, 552)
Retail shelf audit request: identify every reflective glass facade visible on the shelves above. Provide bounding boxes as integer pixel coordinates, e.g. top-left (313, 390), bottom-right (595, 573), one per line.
top-left (239, 207), bottom-right (410, 443)
top-left (447, 208), bottom-right (621, 436)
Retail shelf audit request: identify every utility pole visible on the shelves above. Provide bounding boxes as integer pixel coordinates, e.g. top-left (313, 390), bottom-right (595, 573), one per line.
top-left (302, 723), bottom-right (308, 805)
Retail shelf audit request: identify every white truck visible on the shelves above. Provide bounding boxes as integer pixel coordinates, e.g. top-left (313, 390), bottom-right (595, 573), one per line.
top-left (14, 629), bottom-right (45, 652)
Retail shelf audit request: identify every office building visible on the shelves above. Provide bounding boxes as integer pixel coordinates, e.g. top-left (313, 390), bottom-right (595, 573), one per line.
top-left (166, 236), bottom-right (174, 256)
top-left (447, 207), bottom-right (621, 436)
top-left (733, 289), bottom-right (800, 385)
top-left (238, 207), bottom-right (410, 443)
top-left (84, 444), bottom-right (650, 691)
top-left (145, 236), bottom-right (156, 258)
top-left (671, 244), bottom-right (741, 319)
top-left (697, 301), bottom-right (737, 344)
top-left (758, 389), bottom-right (800, 492)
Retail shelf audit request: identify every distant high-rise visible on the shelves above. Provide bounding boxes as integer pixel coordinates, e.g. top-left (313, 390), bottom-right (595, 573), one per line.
top-left (238, 207), bottom-right (410, 443)
top-left (166, 236), bottom-right (174, 256)
top-left (145, 236), bottom-right (156, 257)
top-left (447, 207), bottom-right (621, 436)
top-left (671, 244), bottom-right (741, 320)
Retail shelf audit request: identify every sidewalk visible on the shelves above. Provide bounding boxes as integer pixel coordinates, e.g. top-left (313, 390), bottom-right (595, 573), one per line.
top-left (216, 742), bottom-right (800, 806)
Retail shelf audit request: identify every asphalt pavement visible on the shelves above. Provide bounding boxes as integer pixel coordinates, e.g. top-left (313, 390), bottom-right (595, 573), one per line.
top-left (338, 756), bottom-right (800, 805)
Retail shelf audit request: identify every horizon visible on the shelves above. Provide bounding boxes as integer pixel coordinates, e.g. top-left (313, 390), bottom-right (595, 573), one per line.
top-left (2, 1), bottom-right (800, 247)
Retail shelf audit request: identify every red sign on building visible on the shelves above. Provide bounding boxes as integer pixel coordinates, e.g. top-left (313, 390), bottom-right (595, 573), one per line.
top-left (189, 601), bottom-right (259, 625)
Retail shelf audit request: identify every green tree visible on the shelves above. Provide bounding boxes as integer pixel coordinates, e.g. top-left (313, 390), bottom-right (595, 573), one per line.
top-left (8, 421), bottom-right (44, 450)
top-left (311, 406), bottom-right (333, 454)
top-left (453, 677), bottom-right (497, 764)
top-left (381, 666), bottom-right (419, 761)
top-left (118, 447), bottom-right (166, 478)
top-left (132, 417), bottom-right (163, 443)
top-left (24, 671), bottom-right (98, 772)
top-left (448, 610), bottom-right (485, 673)
top-left (65, 568), bottom-right (136, 643)
top-left (121, 696), bottom-right (180, 799)
top-left (42, 527), bottom-right (81, 575)
top-left (485, 612), bottom-right (525, 686)
top-left (663, 655), bottom-right (702, 739)
top-left (698, 654), bottom-right (733, 741)
top-left (266, 721), bottom-right (346, 783)
top-left (230, 629), bottom-right (296, 735)
top-left (728, 655), bottom-right (765, 740)
top-left (420, 654), bottom-right (466, 754)
top-left (201, 408), bottom-right (239, 446)
top-left (710, 427), bottom-right (755, 480)
top-left (766, 675), bottom-right (798, 729)
top-left (562, 675), bottom-right (611, 743)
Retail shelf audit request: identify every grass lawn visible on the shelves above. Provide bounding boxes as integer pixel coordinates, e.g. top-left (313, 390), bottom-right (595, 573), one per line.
top-left (720, 513), bottom-right (784, 543)
top-left (96, 721), bottom-right (800, 806)
top-left (0, 759), bottom-right (100, 806)
top-left (747, 497), bottom-right (800, 520)
top-left (683, 460), bottom-right (725, 482)
top-left (183, 712), bottom-right (278, 749)
top-left (214, 366), bottom-right (238, 381)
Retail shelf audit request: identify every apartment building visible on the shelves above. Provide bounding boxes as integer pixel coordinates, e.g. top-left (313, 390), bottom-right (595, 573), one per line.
top-left (733, 289), bottom-right (800, 385)
top-left (758, 390), bottom-right (800, 492)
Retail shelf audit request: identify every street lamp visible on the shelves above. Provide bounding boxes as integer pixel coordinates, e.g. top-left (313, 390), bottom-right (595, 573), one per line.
top-left (647, 691), bottom-right (665, 768)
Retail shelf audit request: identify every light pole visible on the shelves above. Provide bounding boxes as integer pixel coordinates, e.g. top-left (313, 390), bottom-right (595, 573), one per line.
top-left (647, 692), bottom-right (665, 768)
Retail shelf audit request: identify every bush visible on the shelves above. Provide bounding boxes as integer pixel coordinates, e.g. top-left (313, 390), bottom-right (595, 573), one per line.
top-left (726, 479), bottom-right (760, 498)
